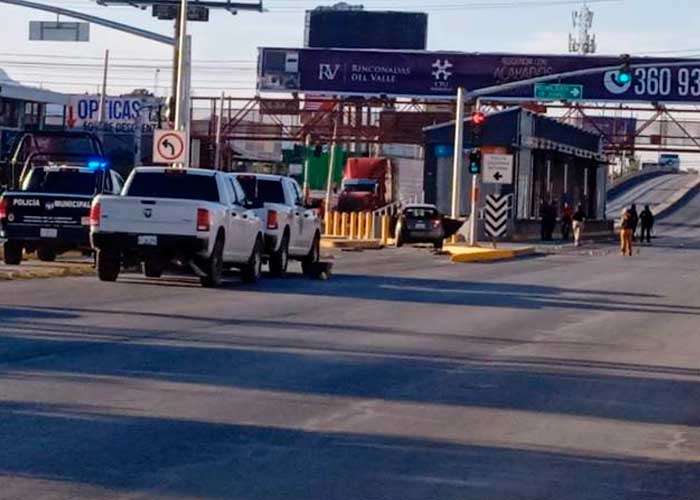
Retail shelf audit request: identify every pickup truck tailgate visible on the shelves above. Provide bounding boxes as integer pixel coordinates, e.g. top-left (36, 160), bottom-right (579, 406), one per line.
top-left (99, 197), bottom-right (199, 236)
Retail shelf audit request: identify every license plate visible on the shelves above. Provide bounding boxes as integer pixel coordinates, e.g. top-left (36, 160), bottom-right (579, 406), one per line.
top-left (40, 228), bottom-right (58, 238)
top-left (137, 235), bottom-right (158, 246)
top-left (414, 222), bottom-right (426, 229)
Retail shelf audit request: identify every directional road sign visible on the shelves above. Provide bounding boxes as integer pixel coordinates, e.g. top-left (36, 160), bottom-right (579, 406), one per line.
top-left (534, 83), bottom-right (584, 101)
top-left (483, 154), bottom-right (514, 185)
top-left (484, 194), bottom-right (511, 239)
top-left (154, 129), bottom-right (186, 164)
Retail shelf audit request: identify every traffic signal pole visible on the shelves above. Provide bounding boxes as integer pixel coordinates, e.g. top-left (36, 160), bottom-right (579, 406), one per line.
top-left (450, 87), bottom-right (466, 221)
top-left (468, 99), bottom-right (482, 246)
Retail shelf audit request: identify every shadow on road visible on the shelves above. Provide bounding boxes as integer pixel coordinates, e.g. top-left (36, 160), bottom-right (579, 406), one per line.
top-left (0, 400), bottom-right (698, 500)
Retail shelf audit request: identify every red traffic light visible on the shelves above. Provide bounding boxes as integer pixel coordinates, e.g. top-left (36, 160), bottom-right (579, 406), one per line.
top-left (471, 111), bottom-right (486, 125)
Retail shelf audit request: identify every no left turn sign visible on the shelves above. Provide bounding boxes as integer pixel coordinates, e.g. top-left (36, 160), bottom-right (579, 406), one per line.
top-left (153, 129), bottom-right (187, 164)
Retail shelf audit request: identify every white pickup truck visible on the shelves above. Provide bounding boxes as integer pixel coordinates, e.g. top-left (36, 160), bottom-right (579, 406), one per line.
top-left (90, 167), bottom-right (264, 287)
top-left (232, 173), bottom-right (321, 276)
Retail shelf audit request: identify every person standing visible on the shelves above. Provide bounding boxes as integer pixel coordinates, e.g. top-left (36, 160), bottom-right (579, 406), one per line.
top-left (561, 202), bottom-right (573, 241)
top-left (572, 204), bottom-right (586, 247)
top-left (639, 205), bottom-right (655, 244)
top-left (620, 208), bottom-right (634, 256)
top-left (539, 199), bottom-right (551, 241)
top-left (630, 204), bottom-right (639, 241)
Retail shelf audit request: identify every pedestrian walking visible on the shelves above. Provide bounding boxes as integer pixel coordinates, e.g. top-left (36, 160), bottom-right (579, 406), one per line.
top-left (629, 204), bottom-right (639, 241)
top-left (547, 202), bottom-right (558, 241)
top-left (539, 199), bottom-right (551, 241)
top-left (561, 202), bottom-right (573, 240)
top-left (620, 208), bottom-right (634, 256)
top-left (639, 205), bottom-right (655, 244)
top-left (572, 204), bottom-right (586, 247)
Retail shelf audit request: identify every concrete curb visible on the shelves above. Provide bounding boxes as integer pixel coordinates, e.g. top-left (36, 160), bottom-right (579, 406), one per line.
top-left (321, 237), bottom-right (384, 250)
top-left (0, 263), bottom-right (94, 281)
top-left (445, 245), bottom-right (536, 263)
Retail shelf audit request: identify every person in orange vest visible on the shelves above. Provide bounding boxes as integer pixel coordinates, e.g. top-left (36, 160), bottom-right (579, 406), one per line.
top-left (620, 207), bottom-right (634, 256)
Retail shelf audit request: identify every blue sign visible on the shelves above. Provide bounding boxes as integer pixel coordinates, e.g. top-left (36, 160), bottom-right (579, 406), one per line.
top-left (258, 48), bottom-right (700, 103)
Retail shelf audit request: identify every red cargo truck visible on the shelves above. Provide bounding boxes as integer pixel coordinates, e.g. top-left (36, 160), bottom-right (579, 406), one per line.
top-left (336, 157), bottom-right (395, 212)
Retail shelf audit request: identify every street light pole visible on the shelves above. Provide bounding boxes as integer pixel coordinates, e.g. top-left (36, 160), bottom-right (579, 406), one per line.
top-left (173, 0), bottom-right (188, 133)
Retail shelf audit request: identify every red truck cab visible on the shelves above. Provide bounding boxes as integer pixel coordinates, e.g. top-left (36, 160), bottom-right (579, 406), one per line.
top-left (336, 157), bottom-right (393, 212)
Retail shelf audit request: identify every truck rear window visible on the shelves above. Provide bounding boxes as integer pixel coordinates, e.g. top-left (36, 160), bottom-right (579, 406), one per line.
top-left (126, 172), bottom-right (219, 202)
top-left (237, 177), bottom-right (285, 204)
top-left (22, 169), bottom-right (102, 195)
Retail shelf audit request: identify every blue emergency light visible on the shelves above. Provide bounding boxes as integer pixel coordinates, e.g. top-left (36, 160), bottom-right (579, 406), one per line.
top-left (87, 160), bottom-right (109, 171)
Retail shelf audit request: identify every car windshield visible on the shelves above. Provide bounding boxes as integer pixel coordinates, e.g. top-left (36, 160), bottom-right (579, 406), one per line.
top-left (125, 171), bottom-right (219, 202)
top-left (343, 181), bottom-right (377, 193)
top-left (22, 168), bottom-right (101, 195)
top-left (237, 177), bottom-right (286, 204)
top-left (406, 207), bottom-right (438, 218)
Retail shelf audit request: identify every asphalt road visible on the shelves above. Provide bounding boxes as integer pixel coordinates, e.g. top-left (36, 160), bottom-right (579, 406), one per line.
top-left (2, 197), bottom-right (700, 500)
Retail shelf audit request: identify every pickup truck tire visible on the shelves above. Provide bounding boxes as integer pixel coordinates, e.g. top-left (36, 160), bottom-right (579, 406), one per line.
top-left (143, 258), bottom-right (164, 278)
top-left (3, 241), bottom-right (23, 265)
top-left (241, 237), bottom-right (263, 284)
top-left (269, 231), bottom-right (289, 277)
top-left (200, 237), bottom-right (224, 288)
top-left (301, 232), bottom-right (321, 276)
top-left (433, 239), bottom-right (444, 250)
top-left (96, 250), bottom-right (120, 282)
top-left (37, 246), bottom-right (56, 262)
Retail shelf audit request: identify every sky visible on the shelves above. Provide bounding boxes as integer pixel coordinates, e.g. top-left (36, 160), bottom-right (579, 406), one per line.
top-left (1, 0), bottom-right (699, 97)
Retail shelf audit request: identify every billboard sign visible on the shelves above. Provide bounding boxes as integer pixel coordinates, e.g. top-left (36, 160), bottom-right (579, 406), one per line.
top-left (67, 95), bottom-right (162, 132)
top-left (258, 47), bottom-right (700, 103)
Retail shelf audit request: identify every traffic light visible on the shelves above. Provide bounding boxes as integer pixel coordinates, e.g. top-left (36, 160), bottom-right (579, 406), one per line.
top-left (471, 111), bottom-right (486, 126)
top-left (470, 111), bottom-right (486, 145)
top-left (468, 149), bottom-right (482, 175)
top-left (618, 54), bottom-right (632, 84)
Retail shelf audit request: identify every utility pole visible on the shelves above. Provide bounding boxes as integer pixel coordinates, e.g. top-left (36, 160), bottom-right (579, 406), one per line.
top-left (98, 49), bottom-right (110, 124)
top-left (569, 2), bottom-right (596, 55)
top-left (214, 91), bottom-right (224, 170)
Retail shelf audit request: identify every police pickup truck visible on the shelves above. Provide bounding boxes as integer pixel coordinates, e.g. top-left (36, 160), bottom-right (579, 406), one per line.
top-left (0, 160), bottom-right (123, 264)
top-left (90, 167), bottom-right (265, 287)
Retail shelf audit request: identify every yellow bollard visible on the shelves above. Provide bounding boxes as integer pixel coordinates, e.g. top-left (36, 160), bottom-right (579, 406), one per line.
top-left (349, 212), bottom-right (357, 240)
top-left (381, 214), bottom-right (390, 246)
top-left (333, 211), bottom-right (341, 237)
top-left (365, 212), bottom-right (374, 240)
top-left (324, 211), bottom-right (333, 236)
top-left (340, 212), bottom-right (348, 237)
top-left (357, 212), bottom-right (365, 240)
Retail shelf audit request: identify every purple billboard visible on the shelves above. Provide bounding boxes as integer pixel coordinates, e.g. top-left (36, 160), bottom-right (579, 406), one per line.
top-left (258, 47), bottom-right (700, 103)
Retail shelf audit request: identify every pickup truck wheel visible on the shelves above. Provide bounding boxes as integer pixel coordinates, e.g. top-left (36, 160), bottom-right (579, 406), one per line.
top-left (96, 250), bottom-right (120, 282)
top-left (200, 237), bottom-right (224, 288)
top-left (143, 258), bottom-right (164, 278)
top-left (301, 233), bottom-right (321, 276)
top-left (37, 246), bottom-right (56, 262)
top-left (3, 241), bottom-right (23, 265)
top-left (241, 238), bottom-right (263, 284)
top-left (269, 232), bottom-right (289, 277)
top-left (433, 239), bottom-right (444, 250)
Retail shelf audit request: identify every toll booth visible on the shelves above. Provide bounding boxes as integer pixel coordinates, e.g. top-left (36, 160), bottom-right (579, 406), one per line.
top-left (423, 107), bottom-right (611, 240)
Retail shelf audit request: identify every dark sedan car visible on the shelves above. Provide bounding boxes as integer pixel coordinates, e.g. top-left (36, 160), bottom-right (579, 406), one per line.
top-left (395, 204), bottom-right (446, 249)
